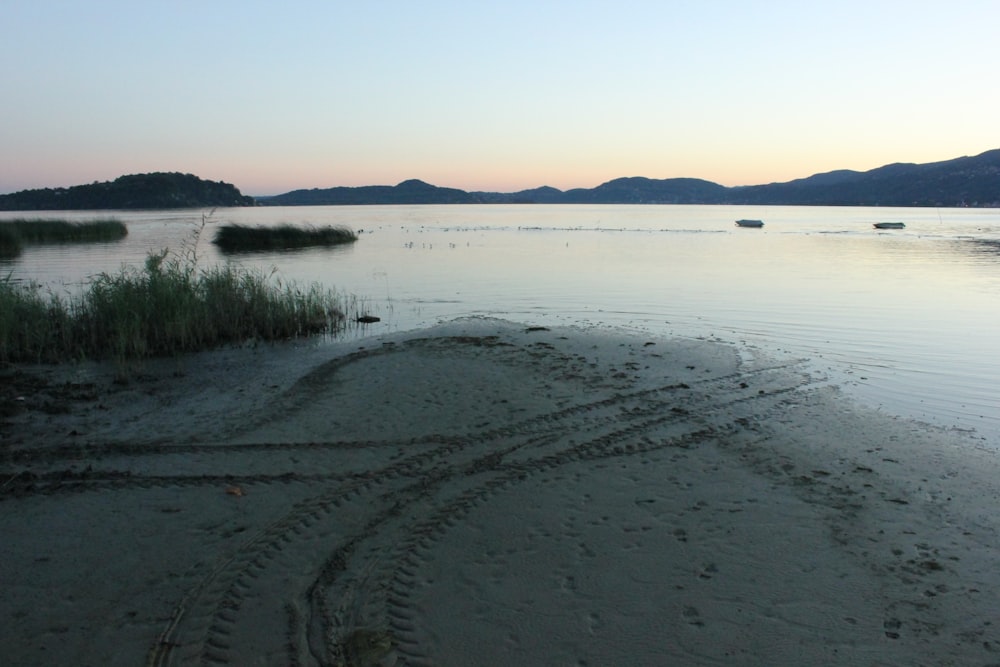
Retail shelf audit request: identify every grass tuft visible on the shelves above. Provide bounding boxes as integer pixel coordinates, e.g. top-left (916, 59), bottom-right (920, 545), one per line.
top-left (0, 249), bottom-right (353, 367)
top-left (0, 226), bottom-right (21, 258)
top-left (1, 217), bottom-right (128, 243)
top-left (212, 224), bottom-right (357, 252)
top-left (0, 276), bottom-right (75, 363)
top-left (0, 218), bottom-right (128, 258)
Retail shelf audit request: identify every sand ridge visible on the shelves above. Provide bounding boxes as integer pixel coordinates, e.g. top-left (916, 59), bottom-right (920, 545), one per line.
top-left (1, 317), bottom-right (998, 665)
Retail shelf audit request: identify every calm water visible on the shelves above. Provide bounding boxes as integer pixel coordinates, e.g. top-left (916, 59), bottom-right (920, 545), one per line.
top-left (4, 205), bottom-right (999, 441)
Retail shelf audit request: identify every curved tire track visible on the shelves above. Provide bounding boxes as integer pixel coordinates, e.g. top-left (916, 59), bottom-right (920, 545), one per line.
top-left (3, 337), bottom-right (820, 666)
top-left (142, 360), bottom-right (818, 666)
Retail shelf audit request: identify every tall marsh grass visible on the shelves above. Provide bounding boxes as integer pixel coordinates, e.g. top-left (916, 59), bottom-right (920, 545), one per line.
top-left (0, 277), bottom-right (75, 363)
top-left (213, 223), bottom-right (357, 252)
top-left (1, 250), bottom-right (353, 366)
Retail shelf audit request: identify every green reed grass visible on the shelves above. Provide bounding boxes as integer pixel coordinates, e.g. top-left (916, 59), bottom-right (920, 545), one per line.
top-left (2, 218), bottom-right (128, 243)
top-left (0, 218), bottom-right (128, 258)
top-left (0, 276), bottom-right (75, 363)
top-left (0, 226), bottom-right (21, 258)
top-left (0, 249), bottom-right (353, 366)
top-left (212, 223), bottom-right (357, 252)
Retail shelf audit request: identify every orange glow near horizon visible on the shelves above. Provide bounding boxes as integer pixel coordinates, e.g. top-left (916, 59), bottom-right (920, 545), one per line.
top-left (1, 140), bottom-right (993, 198)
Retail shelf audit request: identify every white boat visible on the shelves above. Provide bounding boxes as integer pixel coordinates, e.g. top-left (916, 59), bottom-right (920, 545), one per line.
top-left (735, 219), bottom-right (764, 228)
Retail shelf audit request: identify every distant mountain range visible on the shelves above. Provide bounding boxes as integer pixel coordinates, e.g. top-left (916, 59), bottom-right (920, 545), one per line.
top-left (262, 149), bottom-right (1000, 207)
top-left (2, 149), bottom-right (998, 210)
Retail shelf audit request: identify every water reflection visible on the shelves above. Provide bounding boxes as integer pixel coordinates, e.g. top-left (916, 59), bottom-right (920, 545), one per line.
top-left (965, 238), bottom-right (1000, 257)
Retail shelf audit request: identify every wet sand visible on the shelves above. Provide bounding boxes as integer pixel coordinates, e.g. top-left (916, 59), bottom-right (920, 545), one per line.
top-left (2, 318), bottom-right (999, 666)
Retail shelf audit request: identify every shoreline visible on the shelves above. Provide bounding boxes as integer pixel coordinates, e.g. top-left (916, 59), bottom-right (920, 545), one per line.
top-left (2, 318), bottom-right (999, 665)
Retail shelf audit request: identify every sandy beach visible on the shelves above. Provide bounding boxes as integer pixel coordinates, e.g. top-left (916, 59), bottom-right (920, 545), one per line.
top-left (2, 317), bottom-right (999, 666)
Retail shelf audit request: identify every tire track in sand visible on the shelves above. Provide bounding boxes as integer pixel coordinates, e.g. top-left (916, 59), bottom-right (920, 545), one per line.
top-left (139, 354), bottom-right (817, 666)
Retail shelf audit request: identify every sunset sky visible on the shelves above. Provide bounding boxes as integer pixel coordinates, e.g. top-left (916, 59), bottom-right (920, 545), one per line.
top-left (2, 0), bottom-right (997, 196)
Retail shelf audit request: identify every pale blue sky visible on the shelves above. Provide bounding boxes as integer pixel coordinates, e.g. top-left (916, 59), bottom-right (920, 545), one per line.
top-left (2, 0), bottom-right (997, 195)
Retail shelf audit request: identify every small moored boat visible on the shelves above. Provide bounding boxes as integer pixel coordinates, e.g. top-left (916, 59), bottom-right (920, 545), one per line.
top-left (735, 219), bottom-right (764, 228)
top-left (873, 222), bottom-right (906, 229)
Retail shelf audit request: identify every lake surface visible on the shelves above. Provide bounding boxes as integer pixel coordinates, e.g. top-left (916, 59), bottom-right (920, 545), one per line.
top-left (4, 204), bottom-right (999, 441)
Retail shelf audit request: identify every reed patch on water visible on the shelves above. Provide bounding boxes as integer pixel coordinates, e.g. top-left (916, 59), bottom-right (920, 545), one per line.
top-left (0, 249), bottom-right (354, 368)
top-left (212, 223), bottom-right (358, 252)
top-left (0, 227), bottom-right (21, 258)
top-left (0, 218), bottom-right (128, 257)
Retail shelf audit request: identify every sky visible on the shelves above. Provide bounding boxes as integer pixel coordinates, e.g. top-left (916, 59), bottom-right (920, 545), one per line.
top-left (2, 1), bottom-right (998, 196)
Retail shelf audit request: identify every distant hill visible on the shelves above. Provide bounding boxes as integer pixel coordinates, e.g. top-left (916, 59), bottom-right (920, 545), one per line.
top-left (266, 176), bottom-right (732, 206)
top-left (262, 148), bottom-right (1000, 207)
top-left (727, 149), bottom-right (1000, 206)
top-left (264, 178), bottom-right (477, 206)
top-left (0, 172), bottom-right (255, 210)
top-left (563, 177), bottom-right (729, 204)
